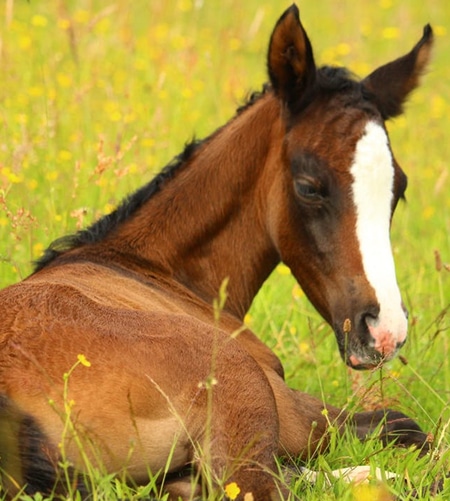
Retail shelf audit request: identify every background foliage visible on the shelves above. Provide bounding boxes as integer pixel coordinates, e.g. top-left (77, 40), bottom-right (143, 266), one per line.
top-left (0, 0), bottom-right (449, 499)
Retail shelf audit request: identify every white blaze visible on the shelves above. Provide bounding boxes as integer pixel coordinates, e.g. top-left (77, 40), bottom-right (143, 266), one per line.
top-left (350, 121), bottom-right (407, 355)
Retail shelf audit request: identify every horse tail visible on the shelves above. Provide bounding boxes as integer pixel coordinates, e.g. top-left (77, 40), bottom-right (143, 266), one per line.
top-left (0, 394), bottom-right (88, 499)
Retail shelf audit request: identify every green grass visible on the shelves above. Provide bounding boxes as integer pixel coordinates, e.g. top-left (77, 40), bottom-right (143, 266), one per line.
top-left (0, 0), bottom-right (449, 499)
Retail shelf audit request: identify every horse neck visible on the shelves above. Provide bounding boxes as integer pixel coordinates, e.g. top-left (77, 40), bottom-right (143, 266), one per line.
top-left (109, 95), bottom-right (282, 319)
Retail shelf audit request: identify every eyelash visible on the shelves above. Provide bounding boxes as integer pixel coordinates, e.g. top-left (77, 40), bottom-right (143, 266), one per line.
top-left (294, 176), bottom-right (326, 203)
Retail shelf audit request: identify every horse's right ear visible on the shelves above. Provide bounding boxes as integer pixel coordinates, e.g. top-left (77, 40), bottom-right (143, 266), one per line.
top-left (267, 4), bottom-right (316, 112)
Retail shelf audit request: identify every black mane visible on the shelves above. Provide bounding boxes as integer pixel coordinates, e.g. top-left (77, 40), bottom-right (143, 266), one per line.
top-left (34, 140), bottom-right (202, 272)
top-left (285, 64), bottom-right (378, 119)
top-left (34, 86), bottom-right (274, 273)
top-left (317, 65), bottom-right (378, 110)
top-left (236, 83), bottom-right (272, 114)
top-left (317, 65), bottom-right (358, 91)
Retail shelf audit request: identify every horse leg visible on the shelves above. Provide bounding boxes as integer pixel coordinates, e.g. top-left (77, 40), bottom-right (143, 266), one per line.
top-left (264, 371), bottom-right (430, 460)
top-left (263, 371), bottom-right (343, 458)
top-left (352, 409), bottom-right (431, 452)
top-left (155, 329), bottom-right (295, 500)
top-left (173, 354), bottom-right (292, 501)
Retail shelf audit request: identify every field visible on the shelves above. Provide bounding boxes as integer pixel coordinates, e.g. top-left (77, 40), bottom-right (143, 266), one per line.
top-left (0, 0), bottom-right (449, 499)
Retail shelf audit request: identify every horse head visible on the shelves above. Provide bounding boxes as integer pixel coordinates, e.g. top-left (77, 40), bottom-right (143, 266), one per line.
top-left (267, 5), bottom-right (433, 369)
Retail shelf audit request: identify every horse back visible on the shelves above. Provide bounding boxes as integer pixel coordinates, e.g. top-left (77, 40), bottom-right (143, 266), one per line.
top-left (0, 259), bottom-right (283, 415)
top-left (0, 261), bottom-right (285, 488)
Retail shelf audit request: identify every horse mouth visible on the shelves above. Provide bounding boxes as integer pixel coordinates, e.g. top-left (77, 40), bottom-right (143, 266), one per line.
top-left (334, 322), bottom-right (404, 371)
top-left (345, 345), bottom-right (401, 370)
top-left (346, 353), bottom-right (382, 371)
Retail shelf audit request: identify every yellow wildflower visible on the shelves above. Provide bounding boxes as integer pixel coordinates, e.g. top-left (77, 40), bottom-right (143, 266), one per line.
top-left (225, 482), bottom-right (241, 500)
top-left (381, 27), bottom-right (400, 39)
top-left (77, 354), bottom-right (91, 367)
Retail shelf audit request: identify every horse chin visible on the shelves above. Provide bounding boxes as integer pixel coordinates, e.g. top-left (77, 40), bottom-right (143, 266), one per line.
top-left (346, 355), bottom-right (380, 371)
top-left (345, 350), bottom-right (396, 371)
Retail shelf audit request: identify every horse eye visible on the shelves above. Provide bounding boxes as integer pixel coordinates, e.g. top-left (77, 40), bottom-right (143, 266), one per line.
top-left (294, 178), bottom-right (323, 201)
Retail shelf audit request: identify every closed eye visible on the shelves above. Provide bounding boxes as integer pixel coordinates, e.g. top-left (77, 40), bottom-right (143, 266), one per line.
top-left (294, 176), bottom-right (325, 203)
top-left (291, 151), bottom-right (330, 205)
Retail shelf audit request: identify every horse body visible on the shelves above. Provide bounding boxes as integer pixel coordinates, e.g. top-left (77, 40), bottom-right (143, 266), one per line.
top-left (0, 5), bottom-right (433, 500)
top-left (1, 260), bottom-right (329, 497)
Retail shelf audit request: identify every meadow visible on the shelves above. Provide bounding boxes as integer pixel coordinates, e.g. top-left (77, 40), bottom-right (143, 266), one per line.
top-left (0, 0), bottom-right (449, 499)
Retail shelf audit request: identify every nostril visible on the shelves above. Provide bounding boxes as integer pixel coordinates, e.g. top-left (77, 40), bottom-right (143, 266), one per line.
top-left (358, 305), bottom-right (380, 329)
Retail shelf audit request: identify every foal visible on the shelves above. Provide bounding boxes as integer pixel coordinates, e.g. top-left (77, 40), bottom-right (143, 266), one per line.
top-left (0, 5), bottom-right (433, 500)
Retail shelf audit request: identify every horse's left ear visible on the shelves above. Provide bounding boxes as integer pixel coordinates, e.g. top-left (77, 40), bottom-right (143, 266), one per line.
top-left (267, 4), bottom-right (316, 112)
top-left (363, 25), bottom-right (434, 120)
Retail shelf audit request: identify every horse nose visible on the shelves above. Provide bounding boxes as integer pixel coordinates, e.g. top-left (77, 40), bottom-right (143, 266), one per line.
top-left (361, 304), bottom-right (408, 358)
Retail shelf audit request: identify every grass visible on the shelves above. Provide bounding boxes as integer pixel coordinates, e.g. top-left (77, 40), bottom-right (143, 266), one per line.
top-left (0, 0), bottom-right (449, 499)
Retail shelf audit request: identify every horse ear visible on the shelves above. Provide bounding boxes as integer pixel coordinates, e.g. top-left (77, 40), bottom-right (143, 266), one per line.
top-left (267, 4), bottom-right (316, 111)
top-left (363, 25), bottom-right (434, 120)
